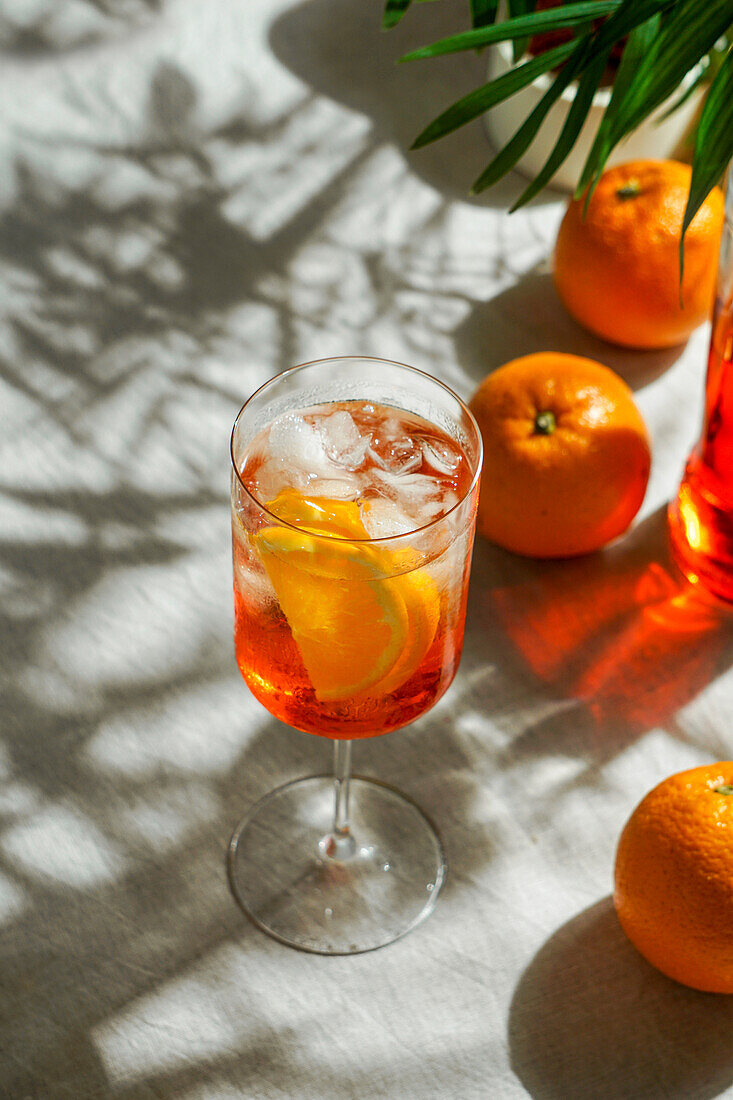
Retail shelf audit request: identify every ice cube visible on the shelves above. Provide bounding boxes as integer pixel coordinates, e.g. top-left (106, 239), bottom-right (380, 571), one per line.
top-left (366, 440), bottom-right (422, 476)
top-left (318, 410), bottom-right (370, 470)
top-left (304, 477), bottom-right (360, 501)
top-left (372, 469), bottom-right (456, 525)
top-left (422, 438), bottom-right (461, 476)
top-left (267, 413), bottom-right (335, 479)
top-left (246, 456), bottom-right (287, 504)
top-left (360, 497), bottom-right (414, 539)
top-left (233, 549), bottom-right (275, 607)
top-left (247, 412), bottom-right (338, 502)
top-left (440, 488), bottom-right (459, 514)
top-left (366, 415), bottom-right (423, 475)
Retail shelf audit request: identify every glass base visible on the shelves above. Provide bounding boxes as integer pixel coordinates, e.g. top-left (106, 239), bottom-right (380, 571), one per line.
top-left (228, 775), bottom-right (446, 955)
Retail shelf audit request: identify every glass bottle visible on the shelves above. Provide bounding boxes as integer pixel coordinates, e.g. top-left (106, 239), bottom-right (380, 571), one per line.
top-left (669, 169), bottom-right (733, 602)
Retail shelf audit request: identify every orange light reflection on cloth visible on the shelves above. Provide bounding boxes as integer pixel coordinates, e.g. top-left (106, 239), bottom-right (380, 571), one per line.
top-left (486, 534), bottom-right (732, 736)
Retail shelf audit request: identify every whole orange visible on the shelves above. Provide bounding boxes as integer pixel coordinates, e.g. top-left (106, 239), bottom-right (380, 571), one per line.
top-left (614, 763), bottom-right (733, 993)
top-left (554, 160), bottom-right (724, 348)
top-left (468, 352), bottom-right (651, 558)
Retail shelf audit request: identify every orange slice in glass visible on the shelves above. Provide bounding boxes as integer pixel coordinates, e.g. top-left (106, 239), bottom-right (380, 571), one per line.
top-left (377, 566), bottom-right (440, 696)
top-left (255, 493), bottom-right (441, 702)
top-left (265, 488), bottom-right (368, 540)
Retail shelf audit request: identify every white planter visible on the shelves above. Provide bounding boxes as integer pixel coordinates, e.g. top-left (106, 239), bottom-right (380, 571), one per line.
top-left (485, 40), bottom-right (705, 192)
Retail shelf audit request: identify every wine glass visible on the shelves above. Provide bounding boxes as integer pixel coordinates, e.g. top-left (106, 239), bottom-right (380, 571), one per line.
top-left (229, 356), bottom-right (482, 953)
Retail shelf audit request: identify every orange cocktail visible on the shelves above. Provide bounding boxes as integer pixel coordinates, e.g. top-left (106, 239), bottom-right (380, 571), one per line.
top-left (228, 357), bottom-right (482, 955)
top-left (232, 401), bottom-right (474, 738)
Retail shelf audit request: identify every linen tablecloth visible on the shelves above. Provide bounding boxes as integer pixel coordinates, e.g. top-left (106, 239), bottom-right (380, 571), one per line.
top-left (1, 1), bottom-right (732, 1097)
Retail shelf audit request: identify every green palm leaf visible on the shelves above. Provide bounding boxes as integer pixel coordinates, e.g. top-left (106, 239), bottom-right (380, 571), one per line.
top-left (471, 39), bottom-right (589, 193)
top-left (575, 7), bottom-right (662, 201)
top-left (508, 0), bottom-right (539, 62)
top-left (400, 1), bottom-right (620, 61)
top-left (682, 50), bottom-right (733, 260)
top-left (471, 0), bottom-right (499, 30)
top-left (585, 0), bottom-right (732, 188)
top-left (382, 0), bottom-right (444, 31)
top-left (386, 0), bottom-right (733, 251)
top-left (411, 37), bottom-right (578, 149)
top-left (511, 44), bottom-right (611, 209)
top-left (469, 0), bottom-right (674, 201)
top-left (382, 0), bottom-right (413, 30)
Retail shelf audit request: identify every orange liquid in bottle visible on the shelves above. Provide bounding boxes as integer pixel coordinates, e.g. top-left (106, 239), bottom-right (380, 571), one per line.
top-left (669, 300), bottom-right (733, 601)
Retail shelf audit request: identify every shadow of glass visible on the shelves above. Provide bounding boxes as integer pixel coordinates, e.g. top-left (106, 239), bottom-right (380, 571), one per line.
top-left (269, 0), bottom-right (562, 209)
top-left (220, 699), bottom-right (500, 897)
top-left (454, 271), bottom-right (685, 389)
top-left (509, 897), bottom-right (733, 1100)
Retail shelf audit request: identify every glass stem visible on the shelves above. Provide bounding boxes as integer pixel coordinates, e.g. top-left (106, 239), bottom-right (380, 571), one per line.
top-left (333, 739), bottom-right (352, 838)
top-left (319, 740), bottom-right (357, 861)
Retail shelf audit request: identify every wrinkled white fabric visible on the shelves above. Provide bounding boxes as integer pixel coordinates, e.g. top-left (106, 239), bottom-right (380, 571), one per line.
top-left (1, 1), bottom-right (732, 1097)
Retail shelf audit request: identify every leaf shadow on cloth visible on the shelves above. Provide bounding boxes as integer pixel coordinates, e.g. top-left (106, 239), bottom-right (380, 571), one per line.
top-left (0, 50), bottom-right (510, 1097)
top-left (509, 896), bottom-right (733, 1100)
top-left (0, 53), bottom-right (405, 1098)
top-left (269, 0), bottom-right (563, 210)
top-left (454, 270), bottom-right (684, 391)
top-left (0, 0), bottom-right (162, 57)
top-left (0, 52), bottom-right (491, 393)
